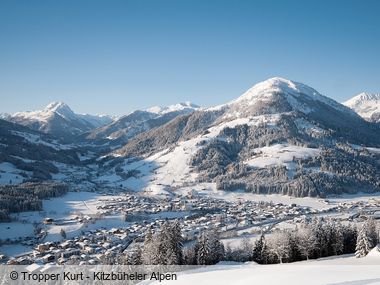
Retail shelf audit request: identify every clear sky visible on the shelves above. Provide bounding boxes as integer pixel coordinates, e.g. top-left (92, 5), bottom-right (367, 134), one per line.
top-left (0, 0), bottom-right (379, 115)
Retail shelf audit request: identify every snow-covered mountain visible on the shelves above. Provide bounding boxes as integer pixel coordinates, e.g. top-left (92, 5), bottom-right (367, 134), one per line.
top-left (86, 102), bottom-right (200, 143)
top-left (5, 102), bottom-right (113, 139)
top-left (343, 92), bottom-right (380, 123)
top-left (146, 102), bottom-right (200, 115)
top-left (99, 77), bottom-right (380, 197)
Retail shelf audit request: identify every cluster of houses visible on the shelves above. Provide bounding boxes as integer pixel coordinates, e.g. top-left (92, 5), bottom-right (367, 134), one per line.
top-left (1, 191), bottom-right (322, 265)
top-left (4, 190), bottom-right (378, 265)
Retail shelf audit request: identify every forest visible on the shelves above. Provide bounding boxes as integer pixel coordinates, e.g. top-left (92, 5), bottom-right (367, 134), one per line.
top-left (0, 182), bottom-right (68, 222)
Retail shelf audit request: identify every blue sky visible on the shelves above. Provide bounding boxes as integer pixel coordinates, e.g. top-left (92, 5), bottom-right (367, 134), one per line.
top-left (0, 0), bottom-right (379, 115)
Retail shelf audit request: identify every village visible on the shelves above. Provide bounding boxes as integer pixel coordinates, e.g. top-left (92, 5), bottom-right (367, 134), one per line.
top-left (1, 190), bottom-right (379, 265)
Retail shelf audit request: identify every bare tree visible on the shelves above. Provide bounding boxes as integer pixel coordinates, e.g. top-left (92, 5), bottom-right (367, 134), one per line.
top-left (267, 230), bottom-right (290, 263)
top-left (297, 227), bottom-right (317, 260)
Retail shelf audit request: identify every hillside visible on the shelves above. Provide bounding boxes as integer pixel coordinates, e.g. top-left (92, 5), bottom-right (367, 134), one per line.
top-left (0, 119), bottom-right (84, 184)
top-left (99, 77), bottom-right (380, 197)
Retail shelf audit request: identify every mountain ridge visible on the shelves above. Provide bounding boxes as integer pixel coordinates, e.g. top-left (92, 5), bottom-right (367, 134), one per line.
top-left (5, 102), bottom-right (113, 139)
top-left (86, 101), bottom-right (200, 144)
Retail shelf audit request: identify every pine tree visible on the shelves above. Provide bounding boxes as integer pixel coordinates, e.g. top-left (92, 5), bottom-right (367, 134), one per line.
top-left (208, 230), bottom-right (225, 264)
top-left (195, 230), bottom-right (224, 265)
top-left (195, 233), bottom-right (209, 265)
top-left (142, 220), bottom-right (184, 265)
top-left (60, 228), bottom-right (66, 239)
top-left (126, 244), bottom-right (142, 265)
top-left (309, 217), bottom-right (325, 258)
top-left (253, 234), bottom-right (267, 264)
top-left (141, 228), bottom-right (158, 264)
top-left (365, 218), bottom-right (378, 248)
top-left (330, 220), bottom-right (344, 256)
top-left (342, 223), bottom-right (357, 254)
top-left (162, 220), bottom-right (183, 265)
top-left (355, 225), bottom-right (372, 258)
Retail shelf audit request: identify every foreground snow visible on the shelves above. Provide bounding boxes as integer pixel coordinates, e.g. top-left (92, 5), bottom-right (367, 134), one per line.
top-left (145, 248), bottom-right (380, 285)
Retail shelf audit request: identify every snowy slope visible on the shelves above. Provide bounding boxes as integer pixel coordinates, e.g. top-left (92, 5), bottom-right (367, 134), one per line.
top-left (145, 249), bottom-right (380, 285)
top-left (343, 92), bottom-right (380, 123)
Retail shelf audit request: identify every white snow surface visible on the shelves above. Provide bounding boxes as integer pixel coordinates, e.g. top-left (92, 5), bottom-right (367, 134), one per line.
top-left (144, 250), bottom-right (380, 285)
top-left (245, 143), bottom-right (320, 170)
top-left (0, 162), bottom-right (28, 184)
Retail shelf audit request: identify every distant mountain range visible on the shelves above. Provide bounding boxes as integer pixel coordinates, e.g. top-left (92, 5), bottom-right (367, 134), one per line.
top-left (1, 78), bottom-right (379, 197)
top-left (2, 102), bottom-right (113, 139)
top-left (85, 102), bottom-right (200, 144)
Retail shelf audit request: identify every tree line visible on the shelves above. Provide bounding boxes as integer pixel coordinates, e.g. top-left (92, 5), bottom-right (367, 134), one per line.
top-left (122, 217), bottom-right (378, 265)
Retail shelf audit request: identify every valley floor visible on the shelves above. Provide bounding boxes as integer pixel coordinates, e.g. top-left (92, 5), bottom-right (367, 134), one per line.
top-left (1, 187), bottom-right (380, 262)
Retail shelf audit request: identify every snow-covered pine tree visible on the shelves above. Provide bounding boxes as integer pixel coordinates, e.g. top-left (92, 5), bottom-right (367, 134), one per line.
top-left (141, 228), bottom-right (159, 264)
top-left (126, 244), bottom-right (142, 265)
top-left (162, 220), bottom-right (183, 265)
top-left (355, 225), bottom-right (372, 258)
top-left (330, 220), bottom-right (344, 256)
top-left (309, 217), bottom-right (325, 258)
top-left (208, 230), bottom-right (225, 264)
top-left (365, 218), bottom-right (378, 248)
top-left (195, 233), bottom-right (209, 265)
top-left (194, 230), bottom-right (224, 265)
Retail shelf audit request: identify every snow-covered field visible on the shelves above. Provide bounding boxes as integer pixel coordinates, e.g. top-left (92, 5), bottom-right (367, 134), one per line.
top-left (177, 183), bottom-right (333, 210)
top-left (3, 192), bottom-right (125, 242)
top-left (245, 143), bottom-right (319, 178)
top-left (0, 222), bottom-right (34, 240)
top-left (0, 162), bottom-right (27, 185)
top-left (145, 248), bottom-right (380, 285)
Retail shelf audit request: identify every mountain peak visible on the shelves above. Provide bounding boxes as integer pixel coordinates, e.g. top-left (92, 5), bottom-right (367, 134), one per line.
top-left (45, 101), bottom-right (72, 112)
top-left (208, 77), bottom-right (356, 119)
top-left (343, 92), bottom-right (380, 122)
top-left (43, 101), bottom-right (76, 121)
top-left (344, 92), bottom-right (380, 107)
top-left (235, 77), bottom-right (319, 103)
